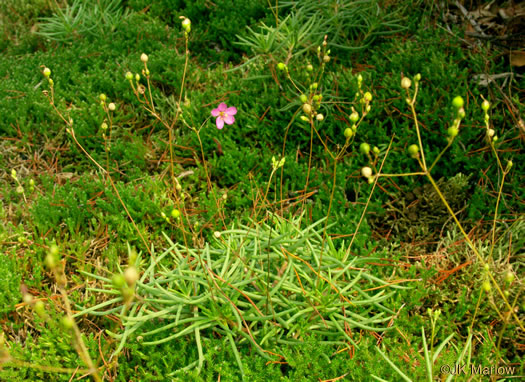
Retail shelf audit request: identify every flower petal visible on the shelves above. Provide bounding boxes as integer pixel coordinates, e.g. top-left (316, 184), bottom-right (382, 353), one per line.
top-left (223, 115), bottom-right (235, 125)
top-left (225, 106), bottom-right (237, 115)
top-left (216, 117), bottom-right (224, 129)
top-left (218, 102), bottom-right (227, 112)
top-left (211, 108), bottom-right (220, 117)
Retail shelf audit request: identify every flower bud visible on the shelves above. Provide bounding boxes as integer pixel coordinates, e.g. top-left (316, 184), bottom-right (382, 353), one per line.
top-left (135, 73), bottom-right (140, 81)
top-left (311, 82), bottom-right (318, 90)
top-left (316, 113), bottom-right (324, 121)
top-left (141, 53), bottom-right (148, 63)
top-left (45, 245), bottom-right (59, 269)
top-left (452, 96), bottom-right (464, 109)
top-left (487, 128), bottom-right (495, 138)
top-left (373, 146), bottom-right (380, 155)
top-left (414, 73), bottom-right (421, 82)
top-left (458, 108), bottom-right (465, 118)
top-left (482, 280), bottom-right (491, 292)
top-left (300, 115), bottom-right (309, 122)
top-left (61, 316), bottom-right (75, 330)
top-left (323, 55), bottom-right (330, 63)
top-left (482, 100), bottom-right (490, 111)
top-left (171, 209), bottom-right (180, 218)
top-left (108, 103), bottom-right (116, 111)
top-left (125, 71), bottom-right (133, 80)
top-left (302, 103), bottom-right (312, 114)
top-left (361, 167), bottom-right (373, 179)
top-left (124, 266), bottom-right (139, 287)
top-left (357, 74), bottom-right (363, 83)
top-left (401, 77), bottom-right (411, 89)
top-left (344, 128), bottom-right (353, 138)
top-left (43, 67), bottom-right (51, 77)
top-left (277, 62), bottom-right (286, 71)
top-left (349, 112), bottom-right (359, 123)
top-left (10, 169), bottom-right (17, 180)
top-left (306, 64), bottom-right (313, 72)
top-left (99, 94), bottom-right (107, 102)
top-left (408, 144), bottom-right (419, 158)
top-left (34, 301), bottom-right (46, 318)
top-left (504, 271), bottom-right (514, 284)
top-left (101, 122), bottom-right (108, 130)
top-left (364, 92), bottom-right (372, 102)
top-left (181, 17), bottom-right (191, 33)
top-left (359, 143), bottom-right (370, 155)
top-left (300, 94), bottom-right (308, 103)
top-left (506, 160), bottom-right (513, 170)
top-left (214, 231), bottom-right (221, 238)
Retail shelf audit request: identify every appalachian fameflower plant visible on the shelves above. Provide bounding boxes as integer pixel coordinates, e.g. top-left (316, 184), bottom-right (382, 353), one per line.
top-left (373, 74), bottom-right (524, 333)
top-left (10, 169), bottom-right (27, 203)
top-left (43, 245), bottom-right (102, 381)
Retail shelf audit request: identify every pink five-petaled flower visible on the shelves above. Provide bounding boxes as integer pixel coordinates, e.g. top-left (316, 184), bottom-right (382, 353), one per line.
top-left (211, 102), bottom-right (237, 130)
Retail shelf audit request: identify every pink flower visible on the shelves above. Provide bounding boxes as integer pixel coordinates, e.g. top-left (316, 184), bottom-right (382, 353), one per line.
top-left (211, 102), bottom-right (237, 129)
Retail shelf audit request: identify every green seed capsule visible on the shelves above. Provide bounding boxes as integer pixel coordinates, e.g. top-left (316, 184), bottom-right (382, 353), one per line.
top-left (359, 143), bottom-right (370, 155)
top-left (452, 96), bottom-right (464, 109)
top-left (112, 274), bottom-right (127, 289)
top-left (447, 126), bottom-right (459, 138)
top-left (408, 144), bottom-right (419, 157)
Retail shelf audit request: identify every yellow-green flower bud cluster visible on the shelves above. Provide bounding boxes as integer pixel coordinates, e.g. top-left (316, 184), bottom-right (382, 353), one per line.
top-left (180, 17), bottom-right (191, 34)
top-left (45, 244), bottom-right (67, 287)
top-left (480, 96), bottom-right (498, 144)
top-left (113, 265), bottom-right (139, 304)
top-left (42, 67), bottom-right (54, 87)
top-left (446, 95), bottom-right (465, 141)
